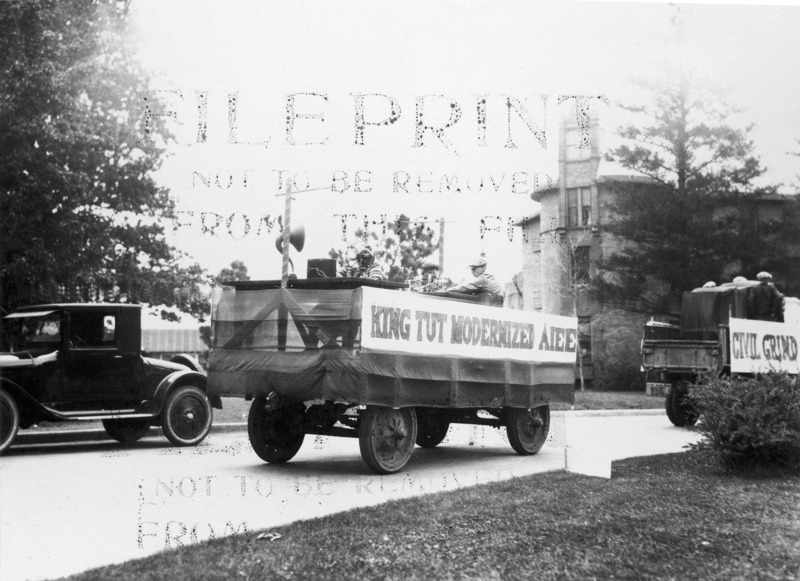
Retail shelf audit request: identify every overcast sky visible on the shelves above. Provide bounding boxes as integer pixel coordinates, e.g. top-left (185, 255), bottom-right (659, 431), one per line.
top-left (129, 0), bottom-right (800, 282)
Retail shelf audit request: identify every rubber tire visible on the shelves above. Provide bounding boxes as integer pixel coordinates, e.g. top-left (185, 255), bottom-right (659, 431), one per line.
top-left (415, 408), bottom-right (450, 448)
top-left (506, 406), bottom-right (550, 455)
top-left (359, 406), bottom-right (417, 474)
top-left (102, 418), bottom-right (151, 445)
top-left (671, 384), bottom-right (699, 427)
top-left (161, 385), bottom-right (213, 446)
top-left (0, 389), bottom-right (20, 455)
top-left (664, 390), bottom-right (680, 426)
top-left (247, 396), bottom-right (305, 464)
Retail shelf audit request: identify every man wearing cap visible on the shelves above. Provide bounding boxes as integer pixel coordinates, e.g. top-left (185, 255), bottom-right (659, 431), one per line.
top-left (339, 245), bottom-right (385, 280)
top-left (747, 272), bottom-right (784, 321)
top-left (447, 258), bottom-right (505, 306)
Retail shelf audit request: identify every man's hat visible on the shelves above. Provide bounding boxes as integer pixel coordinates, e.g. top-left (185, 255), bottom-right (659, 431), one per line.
top-left (757, 271), bottom-right (772, 280)
top-left (468, 258), bottom-right (487, 268)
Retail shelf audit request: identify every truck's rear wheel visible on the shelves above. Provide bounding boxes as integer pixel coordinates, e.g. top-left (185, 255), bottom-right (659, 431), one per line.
top-left (162, 385), bottom-right (213, 446)
top-left (0, 389), bottom-right (20, 455)
top-left (415, 408), bottom-right (450, 448)
top-left (359, 406), bottom-right (417, 474)
top-left (248, 396), bottom-right (305, 463)
top-left (670, 382), bottom-right (699, 427)
top-left (506, 406), bottom-right (549, 455)
top-left (103, 418), bottom-right (151, 444)
top-left (665, 389), bottom-right (679, 426)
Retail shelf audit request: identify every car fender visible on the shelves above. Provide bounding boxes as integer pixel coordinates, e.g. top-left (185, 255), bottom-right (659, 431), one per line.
top-left (0, 377), bottom-right (55, 421)
top-left (152, 370), bottom-right (221, 413)
top-left (169, 353), bottom-right (202, 372)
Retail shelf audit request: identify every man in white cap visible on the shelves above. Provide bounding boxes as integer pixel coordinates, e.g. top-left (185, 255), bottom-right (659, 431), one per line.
top-left (746, 271), bottom-right (784, 321)
top-left (447, 257), bottom-right (504, 306)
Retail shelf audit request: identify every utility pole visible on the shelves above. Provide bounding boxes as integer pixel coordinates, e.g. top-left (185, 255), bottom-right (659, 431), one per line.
top-left (439, 217), bottom-right (445, 273)
top-left (280, 182), bottom-right (293, 289)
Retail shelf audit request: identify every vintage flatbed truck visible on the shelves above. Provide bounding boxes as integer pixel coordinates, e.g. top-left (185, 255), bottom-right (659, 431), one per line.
top-left (642, 280), bottom-right (800, 427)
top-left (207, 278), bottom-right (577, 474)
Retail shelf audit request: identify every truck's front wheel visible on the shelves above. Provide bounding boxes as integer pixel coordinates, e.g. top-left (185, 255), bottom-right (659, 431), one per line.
top-left (359, 406), bottom-right (417, 474)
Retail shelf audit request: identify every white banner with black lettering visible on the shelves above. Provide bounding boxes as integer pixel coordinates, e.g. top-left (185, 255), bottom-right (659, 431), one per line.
top-left (729, 317), bottom-right (800, 374)
top-left (360, 287), bottom-right (578, 363)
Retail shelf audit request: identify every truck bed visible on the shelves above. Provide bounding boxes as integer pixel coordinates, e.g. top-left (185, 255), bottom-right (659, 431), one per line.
top-left (641, 338), bottom-right (721, 373)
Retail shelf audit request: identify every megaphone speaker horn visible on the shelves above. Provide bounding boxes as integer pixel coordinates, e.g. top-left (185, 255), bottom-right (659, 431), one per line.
top-left (274, 223), bottom-right (306, 253)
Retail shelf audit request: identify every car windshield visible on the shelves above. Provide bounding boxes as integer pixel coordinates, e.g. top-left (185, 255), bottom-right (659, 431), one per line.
top-left (1, 312), bottom-right (62, 352)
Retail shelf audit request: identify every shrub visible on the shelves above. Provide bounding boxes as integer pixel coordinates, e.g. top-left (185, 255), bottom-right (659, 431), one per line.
top-left (688, 372), bottom-right (800, 472)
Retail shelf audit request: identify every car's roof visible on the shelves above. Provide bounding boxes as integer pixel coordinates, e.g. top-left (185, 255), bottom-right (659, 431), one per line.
top-left (11, 303), bottom-right (142, 312)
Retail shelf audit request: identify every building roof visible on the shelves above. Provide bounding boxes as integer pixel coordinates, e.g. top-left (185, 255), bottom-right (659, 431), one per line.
top-left (141, 328), bottom-right (206, 353)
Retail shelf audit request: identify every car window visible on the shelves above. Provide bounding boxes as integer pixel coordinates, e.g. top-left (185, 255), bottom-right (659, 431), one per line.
top-left (69, 312), bottom-right (117, 348)
top-left (1, 314), bottom-right (62, 352)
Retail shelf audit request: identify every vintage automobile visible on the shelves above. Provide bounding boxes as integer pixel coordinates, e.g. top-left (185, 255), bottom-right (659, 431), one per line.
top-left (642, 280), bottom-right (800, 427)
top-left (0, 303), bottom-right (220, 454)
top-left (208, 278), bottom-right (577, 474)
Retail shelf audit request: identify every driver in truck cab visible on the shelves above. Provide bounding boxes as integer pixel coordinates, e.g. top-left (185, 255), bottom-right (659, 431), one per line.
top-left (747, 271), bottom-right (784, 322)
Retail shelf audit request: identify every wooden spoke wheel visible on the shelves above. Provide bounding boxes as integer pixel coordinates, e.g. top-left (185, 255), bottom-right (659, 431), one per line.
top-left (103, 418), bottom-right (151, 445)
top-left (248, 395), bottom-right (306, 464)
top-left (415, 408), bottom-right (450, 448)
top-left (359, 406), bottom-right (417, 474)
top-left (506, 406), bottom-right (550, 455)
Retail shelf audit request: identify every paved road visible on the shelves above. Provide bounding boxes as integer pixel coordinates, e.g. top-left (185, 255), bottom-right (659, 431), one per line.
top-left (0, 412), bottom-right (700, 581)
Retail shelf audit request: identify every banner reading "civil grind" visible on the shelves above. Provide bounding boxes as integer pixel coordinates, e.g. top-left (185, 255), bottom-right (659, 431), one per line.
top-left (729, 317), bottom-right (800, 374)
top-left (360, 287), bottom-right (578, 363)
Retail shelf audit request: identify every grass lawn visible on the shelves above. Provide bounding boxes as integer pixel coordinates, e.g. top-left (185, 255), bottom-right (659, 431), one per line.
top-left (65, 450), bottom-right (800, 581)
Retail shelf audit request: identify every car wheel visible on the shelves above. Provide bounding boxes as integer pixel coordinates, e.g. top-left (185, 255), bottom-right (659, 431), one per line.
top-left (102, 418), bottom-right (151, 445)
top-left (0, 389), bottom-right (20, 455)
top-left (161, 385), bottom-right (213, 446)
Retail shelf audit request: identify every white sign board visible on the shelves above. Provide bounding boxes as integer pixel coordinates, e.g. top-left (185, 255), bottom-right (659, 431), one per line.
top-left (359, 287), bottom-right (577, 363)
top-left (729, 317), bottom-right (800, 374)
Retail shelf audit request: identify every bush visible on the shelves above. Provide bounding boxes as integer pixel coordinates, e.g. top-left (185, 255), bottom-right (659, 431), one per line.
top-left (688, 373), bottom-right (800, 471)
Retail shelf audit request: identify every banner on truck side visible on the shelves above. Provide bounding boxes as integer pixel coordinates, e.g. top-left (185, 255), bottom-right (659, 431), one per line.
top-left (729, 317), bottom-right (800, 374)
top-left (360, 287), bottom-right (578, 363)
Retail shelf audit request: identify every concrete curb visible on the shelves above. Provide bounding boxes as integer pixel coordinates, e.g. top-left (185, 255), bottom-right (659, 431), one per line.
top-left (13, 422), bottom-right (248, 446)
top-left (13, 410), bottom-right (666, 446)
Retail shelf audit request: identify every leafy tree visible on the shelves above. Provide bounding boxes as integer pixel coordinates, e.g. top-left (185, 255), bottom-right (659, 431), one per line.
top-left (596, 74), bottom-right (792, 305)
top-left (329, 215), bottom-right (438, 283)
top-left (0, 0), bottom-right (207, 316)
top-left (215, 260), bottom-right (250, 284)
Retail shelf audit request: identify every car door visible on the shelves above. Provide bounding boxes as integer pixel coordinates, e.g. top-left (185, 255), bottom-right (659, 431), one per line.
top-left (58, 308), bottom-right (140, 408)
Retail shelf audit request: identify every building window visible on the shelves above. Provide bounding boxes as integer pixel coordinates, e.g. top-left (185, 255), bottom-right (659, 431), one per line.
top-left (567, 187), bottom-right (592, 228)
top-left (565, 128), bottom-right (590, 161)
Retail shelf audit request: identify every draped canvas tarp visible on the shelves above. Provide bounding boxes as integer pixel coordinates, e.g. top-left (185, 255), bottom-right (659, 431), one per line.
top-left (208, 284), bottom-right (575, 408)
